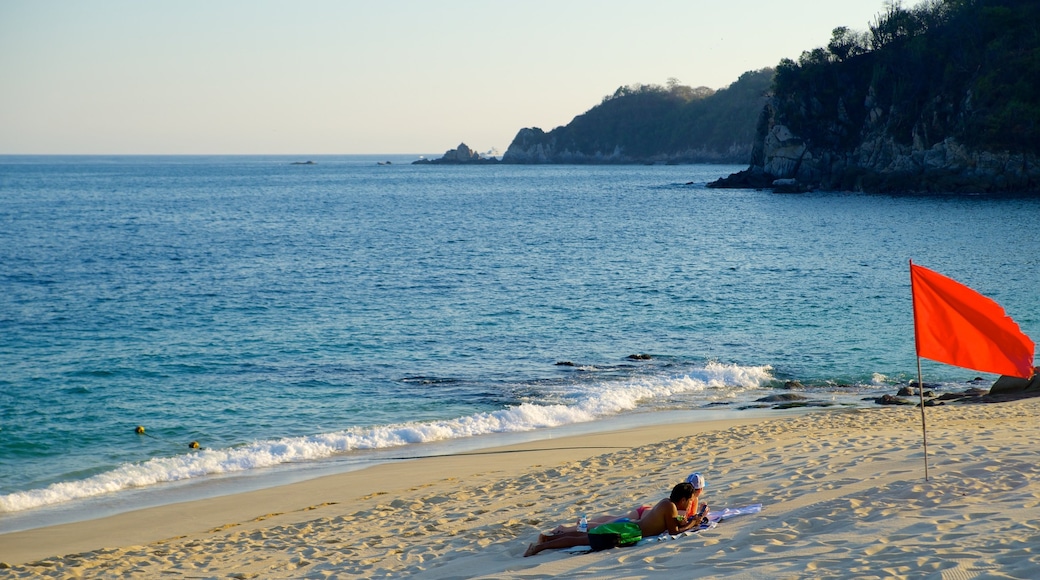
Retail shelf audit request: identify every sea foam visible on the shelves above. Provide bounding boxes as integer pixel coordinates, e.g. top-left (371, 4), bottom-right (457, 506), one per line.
top-left (0, 362), bottom-right (771, 513)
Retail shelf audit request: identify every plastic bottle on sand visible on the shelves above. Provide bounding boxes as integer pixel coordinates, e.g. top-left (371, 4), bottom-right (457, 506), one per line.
top-left (578, 514), bottom-right (588, 532)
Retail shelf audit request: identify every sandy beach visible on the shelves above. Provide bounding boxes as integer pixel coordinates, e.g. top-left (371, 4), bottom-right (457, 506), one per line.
top-left (3, 398), bottom-right (1040, 579)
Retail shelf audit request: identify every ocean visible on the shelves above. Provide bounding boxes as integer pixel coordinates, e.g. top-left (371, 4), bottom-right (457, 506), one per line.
top-left (1, 155), bottom-right (1037, 532)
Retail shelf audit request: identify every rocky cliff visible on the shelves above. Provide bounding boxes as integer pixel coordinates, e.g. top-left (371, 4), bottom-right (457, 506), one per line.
top-left (710, 99), bottom-right (1040, 194)
top-left (711, 0), bottom-right (1040, 194)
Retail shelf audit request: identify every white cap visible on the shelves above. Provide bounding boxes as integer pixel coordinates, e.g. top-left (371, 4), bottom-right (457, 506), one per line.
top-left (686, 472), bottom-right (706, 489)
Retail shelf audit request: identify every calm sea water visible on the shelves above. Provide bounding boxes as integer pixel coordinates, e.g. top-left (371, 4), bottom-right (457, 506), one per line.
top-left (1, 155), bottom-right (1038, 529)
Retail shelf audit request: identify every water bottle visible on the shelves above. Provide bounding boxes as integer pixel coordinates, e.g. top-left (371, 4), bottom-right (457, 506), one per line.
top-left (578, 514), bottom-right (588, 532)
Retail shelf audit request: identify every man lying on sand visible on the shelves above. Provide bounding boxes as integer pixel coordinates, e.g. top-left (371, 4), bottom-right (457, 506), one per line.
top-left (539, 472), bottom-right (708, 540)
top-left (524, 482), bottom-right (707, 557)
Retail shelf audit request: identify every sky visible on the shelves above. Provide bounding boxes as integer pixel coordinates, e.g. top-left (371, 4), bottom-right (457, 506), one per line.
top-left (0, 1), bottom-right (893, 155)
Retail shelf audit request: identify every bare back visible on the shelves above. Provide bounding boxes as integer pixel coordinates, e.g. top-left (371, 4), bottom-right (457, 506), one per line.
top-left (635, 498), bottom-right (681, 537)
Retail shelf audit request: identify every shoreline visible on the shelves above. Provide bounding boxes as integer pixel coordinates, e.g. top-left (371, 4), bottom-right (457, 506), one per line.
top-left (4, 400), bottom-right (1040, 578)
top-left (0, 406), bottom-right (793, 535)
top-left (0, 412), bottom-right (777, 566)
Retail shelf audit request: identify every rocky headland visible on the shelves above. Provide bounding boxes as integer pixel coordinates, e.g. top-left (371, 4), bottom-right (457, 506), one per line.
top-left (710, 1), bottom-right (1040, 194)
top-left (412, 143), bottom-right (499, 165)
top-left (417, 2), bottom-right (1040, 195)
top-left (503, 127), bottom-right (751, 165)
top-left (501, 70), bottom-right (772, 165)
top-left (708, 100), bottom-right (1040, 194)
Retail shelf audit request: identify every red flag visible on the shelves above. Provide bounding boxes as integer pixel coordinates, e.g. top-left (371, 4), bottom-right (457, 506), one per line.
top-left (910, 262), bottom-right (1035, 378)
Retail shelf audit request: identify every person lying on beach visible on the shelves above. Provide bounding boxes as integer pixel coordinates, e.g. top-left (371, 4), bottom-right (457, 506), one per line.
top-left (538, 472), bottom-right (708, 541)
top-left (684, 472), bottom-right (708, 520)
top-left (524, 482), bottom-right (705, 557)
top-left (539, 504), bottom-right (653, 539)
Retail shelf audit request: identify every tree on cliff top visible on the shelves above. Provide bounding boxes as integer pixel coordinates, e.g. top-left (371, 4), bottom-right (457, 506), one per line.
top-left (772, 0), bottom-right (1040, 155)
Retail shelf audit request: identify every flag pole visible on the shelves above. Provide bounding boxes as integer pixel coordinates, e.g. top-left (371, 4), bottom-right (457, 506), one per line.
top-left (909, 259), bottom-right (929, 481)
top-left (916, 356), bottom-right (929, 481)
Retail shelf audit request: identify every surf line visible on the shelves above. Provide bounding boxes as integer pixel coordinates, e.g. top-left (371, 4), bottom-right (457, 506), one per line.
top-left (373, 446), bottom-right (629, 461)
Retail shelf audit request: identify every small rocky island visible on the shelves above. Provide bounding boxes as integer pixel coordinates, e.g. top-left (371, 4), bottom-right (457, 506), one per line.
top-left (412, 143), bottom-right (500, 165)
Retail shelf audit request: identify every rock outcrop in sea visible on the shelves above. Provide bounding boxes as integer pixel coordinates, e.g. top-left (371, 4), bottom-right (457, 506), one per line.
top-left (413, 143), bottom-right (499, 165)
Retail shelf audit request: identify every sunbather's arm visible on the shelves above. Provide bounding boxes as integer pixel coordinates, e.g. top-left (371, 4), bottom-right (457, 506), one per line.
top-left (666, 506), bottom-right (700, 534)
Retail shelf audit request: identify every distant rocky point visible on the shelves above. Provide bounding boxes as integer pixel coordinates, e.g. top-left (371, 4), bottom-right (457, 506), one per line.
top-left (412, 143), bottom-right (500, 165)
top-left (290, 161), bottom-right (316, 165)
top-left (500, 71), bottom-right (773, 165)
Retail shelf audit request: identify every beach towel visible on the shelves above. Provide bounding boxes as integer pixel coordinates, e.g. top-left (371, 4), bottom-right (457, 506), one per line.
top-left (639, 504), bottom-right (763, 544)
top-left (562, 504), bottom-right (763, 554)
top-left (588, 521), bottom-right (642, 551)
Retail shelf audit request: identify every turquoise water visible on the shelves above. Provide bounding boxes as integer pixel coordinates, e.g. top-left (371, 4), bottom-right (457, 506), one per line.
top-left (1, 155), bottom-right (1037, 525)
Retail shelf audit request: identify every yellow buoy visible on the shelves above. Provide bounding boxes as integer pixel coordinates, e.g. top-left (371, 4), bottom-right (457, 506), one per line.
top-left (135, 426), bottom-right (145, 435)
top-left (188, 441), bottom-right (200, 449)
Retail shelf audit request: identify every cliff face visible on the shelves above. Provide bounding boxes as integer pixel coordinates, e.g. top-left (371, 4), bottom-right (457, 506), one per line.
top-left (736, 98), bottom-right (1040, 194)
top-left (713, 0), bottom-right (1040, 194)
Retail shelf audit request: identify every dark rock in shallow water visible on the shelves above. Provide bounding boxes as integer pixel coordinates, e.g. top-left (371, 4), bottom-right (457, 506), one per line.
top-left (782, 381), bottom-right (804, 390)
top-left (773, 401), bottom-right (838, 409)
top-left (924, 384), bottom-right (1040, 404)
top-left (935, 387), bottom-right (988, 401)
top-left (707, 166), bottom-right (775, 189)
top-left (917, 399), bottom-right (944, 407)
top-left (756, 393), bottom-right (808, 403)
top-left (898, 386), bottom-right (934, 397)
top-left (959, 390), bottom-right (1040, 404)
top-left (627, 354), bottom-right (652, 360)
top-left (989, 374), bottom-right (1040, 395)
top-left (555, 361), bottom-right (575, 366)
top-left (876, 394), bottom-right (913, 406)
top-left (771, 178), bottom-right (809, 194)
top-left (936, 392), bottom-right (968, 401)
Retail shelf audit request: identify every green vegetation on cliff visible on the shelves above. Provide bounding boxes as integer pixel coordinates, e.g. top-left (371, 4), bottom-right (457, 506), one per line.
top-left (503, 69), bottom-right (773, 163)
top-left (503, 0), bottom-right (1039, 191)
top-left (773, 0), bottom-right (1040, 156)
